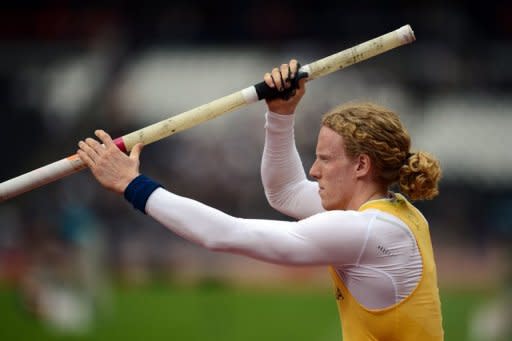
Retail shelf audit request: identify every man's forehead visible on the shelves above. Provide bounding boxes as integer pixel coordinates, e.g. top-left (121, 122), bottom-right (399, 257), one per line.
top-left (316, 126), bottom-right (345, 154)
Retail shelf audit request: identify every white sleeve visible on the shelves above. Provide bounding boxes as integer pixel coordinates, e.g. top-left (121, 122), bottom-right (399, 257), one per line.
top-left (146, 187), bottom-right (369, 266)
top-left (261, 111), bottom-right (324, 219)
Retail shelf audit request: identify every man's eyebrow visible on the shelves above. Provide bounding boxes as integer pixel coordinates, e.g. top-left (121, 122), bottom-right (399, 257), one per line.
top-left (316, 152), bottom-right (331, 158)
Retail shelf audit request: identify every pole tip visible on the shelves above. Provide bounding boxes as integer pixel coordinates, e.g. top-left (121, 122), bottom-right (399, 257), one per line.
top-left (397, 24), bottom-right (416, 44)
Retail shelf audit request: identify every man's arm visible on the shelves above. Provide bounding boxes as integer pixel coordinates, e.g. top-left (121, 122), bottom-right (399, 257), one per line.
top-left (76, 129), bottom-right (365, 266)
top-left (261, 111), bottom-right (323, 219)
top-left (145, 187), bottom-right (367, 266)
top-left (261, 60), bottom-right (324, 219)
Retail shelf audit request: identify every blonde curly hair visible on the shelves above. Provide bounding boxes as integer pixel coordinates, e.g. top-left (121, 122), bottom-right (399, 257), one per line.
top-left (321, 102), bottom-right (441, 201)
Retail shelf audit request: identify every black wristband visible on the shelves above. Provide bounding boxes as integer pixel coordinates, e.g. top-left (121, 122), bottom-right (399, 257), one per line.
top-left (124, 175), bottom-right (162, 214)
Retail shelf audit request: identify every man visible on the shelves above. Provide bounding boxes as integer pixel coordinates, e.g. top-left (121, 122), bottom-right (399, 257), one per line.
top-left (78, 60), bottom-right (444, 340)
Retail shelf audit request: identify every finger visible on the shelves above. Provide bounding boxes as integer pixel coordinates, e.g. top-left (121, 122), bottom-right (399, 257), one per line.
top-left (129, 143), bottom-right (144, 161)
top-left (264, 73), bottom-right (275, 88)
top-left (77, 149), bottom-right (95, 167)
top-left (289, 59), bottom-right (298, 78)
top-left (280, 64), bottom-right (291, 88)
top-left (297, 77), bottom-right (307, 90)
top-left (95, 129), bottom-right (115, 148)
top-left (85, 137), bottom-right (104, 155)
top-left (78, 140), bottom-right (98, 161)
top-left (271, 68), bottom-right (283, 91)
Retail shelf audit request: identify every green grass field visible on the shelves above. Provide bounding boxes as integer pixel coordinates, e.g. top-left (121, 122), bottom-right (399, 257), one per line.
top-left (0, 282), bottom-right (495, 341)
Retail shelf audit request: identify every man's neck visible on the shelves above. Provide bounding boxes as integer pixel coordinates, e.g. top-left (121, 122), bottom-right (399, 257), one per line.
top-left (345, 183), bottom-right (388, 211)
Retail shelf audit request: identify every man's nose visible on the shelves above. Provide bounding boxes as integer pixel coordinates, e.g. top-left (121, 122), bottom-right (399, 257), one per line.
top-left (309, 160), bottom-right (319, 179)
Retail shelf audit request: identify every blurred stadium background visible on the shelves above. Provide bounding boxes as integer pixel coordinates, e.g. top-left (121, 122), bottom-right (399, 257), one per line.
top-left (0, 1), bottom-right (511, 340)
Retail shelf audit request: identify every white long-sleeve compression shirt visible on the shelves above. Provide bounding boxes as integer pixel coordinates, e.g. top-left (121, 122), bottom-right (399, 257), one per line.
top-left (146, 188), bottom-right (421, 310)
top-left (141, 111), bottom-right (422, 310)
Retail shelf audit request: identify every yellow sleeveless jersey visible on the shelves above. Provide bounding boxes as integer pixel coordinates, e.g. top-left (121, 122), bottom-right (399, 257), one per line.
top-left (329, 193), bottom-right (444, 340)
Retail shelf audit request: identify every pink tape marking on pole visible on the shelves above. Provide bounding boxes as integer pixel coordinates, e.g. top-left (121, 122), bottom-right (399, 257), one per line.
top-left (113, 137), bottom-right (127, 153)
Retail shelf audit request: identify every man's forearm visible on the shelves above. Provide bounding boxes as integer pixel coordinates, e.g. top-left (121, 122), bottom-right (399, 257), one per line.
top-left (261, 111), bottom-right (323, 219)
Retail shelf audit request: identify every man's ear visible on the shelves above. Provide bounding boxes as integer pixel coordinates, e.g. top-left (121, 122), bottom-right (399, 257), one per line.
top-left (355, 154), bottom-right (372, 178)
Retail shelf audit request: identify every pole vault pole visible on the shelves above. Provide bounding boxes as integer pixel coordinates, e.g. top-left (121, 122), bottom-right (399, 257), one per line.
top-left (0, 25), bottom-right (415, 202)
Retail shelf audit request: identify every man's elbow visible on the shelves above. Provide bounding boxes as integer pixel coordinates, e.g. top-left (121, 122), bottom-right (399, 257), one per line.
top-left (264, 190), bottom-right (286, 211)
top-left (199, 230), bottom-right (244, 253)
top-left (201, 237), bottom-right (227, 252)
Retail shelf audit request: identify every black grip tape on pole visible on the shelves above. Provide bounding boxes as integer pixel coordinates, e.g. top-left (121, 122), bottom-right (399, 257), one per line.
top-left (254, 70), bottom-right (309, 101)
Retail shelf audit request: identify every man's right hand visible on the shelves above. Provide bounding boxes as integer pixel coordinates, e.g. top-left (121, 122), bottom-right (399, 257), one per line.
top-left (78, 130), bottom-right (142, 195)
top-left (264, 59), bottom-right (306, 115)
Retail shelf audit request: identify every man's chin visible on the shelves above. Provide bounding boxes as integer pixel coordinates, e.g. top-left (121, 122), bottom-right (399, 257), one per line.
top-left (321, 201), bottom-right (334, 211)
top-left (322, 200), bottom-right (345, 211)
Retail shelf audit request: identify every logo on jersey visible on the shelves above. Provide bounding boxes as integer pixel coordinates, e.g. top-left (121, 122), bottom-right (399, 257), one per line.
top-left (335, 287), bottom-right (344, 301)
top-left (377, 244), bottom-right (393, 256)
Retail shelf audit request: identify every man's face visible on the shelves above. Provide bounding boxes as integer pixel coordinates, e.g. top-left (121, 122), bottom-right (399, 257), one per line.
top-left (309, 126), bottom-right (359, 211)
